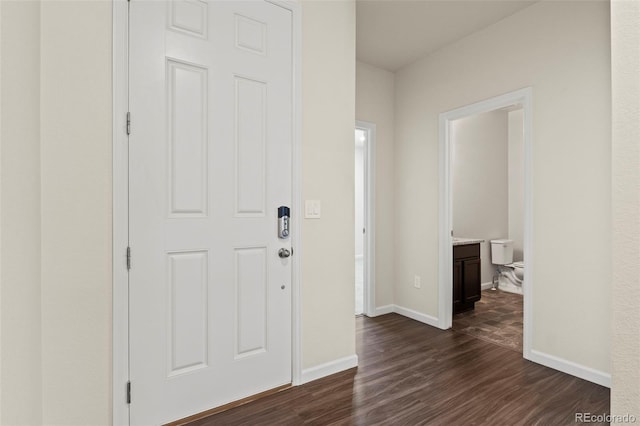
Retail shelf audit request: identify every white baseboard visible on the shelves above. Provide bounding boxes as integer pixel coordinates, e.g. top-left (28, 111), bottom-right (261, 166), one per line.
top-left (371, 304), bottom-right (394, 317)
top-left (393, 305), bottom-right (440, 328)
top-left (300, 354), bottom-right (358, 385)
top-left (481, 281), bottom-right (494, 290)
top-left (527, 349), bottom-right (611, 388)
top-left (369, 304), bottom-right (439, 328)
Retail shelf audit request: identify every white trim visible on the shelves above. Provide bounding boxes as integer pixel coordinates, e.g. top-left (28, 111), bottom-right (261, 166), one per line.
top-left (372, 304), bottom-right (394, 317)
top-left (437, 110), bottom-right (452, 330)
top-left (355, 121), bottom-right (376, 317)
top-left (528, 350), bottom-right (611, 388)
top-left (438, 88), bottom-right (535, 361)
top-left (300, 355), bottom-right (359, 385)
top-left (369, 305), bottom-right (439, 325)
top-left (112, 1), bottom-right (129, 425)
top-left (355, 254), bottom-right (363, 261)
top-left (291, 0), bottom-right (303, 387)
top-left (112, 1), bottom-right (303, 422)
top-left (521, 90), bottom-right (534, 358)
top-left (393, 305), bottom-right (440, 328)
top-left (0, 3), bottom-right (3, 423)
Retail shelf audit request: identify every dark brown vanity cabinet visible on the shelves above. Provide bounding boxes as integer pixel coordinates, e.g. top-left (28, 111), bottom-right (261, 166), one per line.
top-left (453, 243), bottom-right (481, 314)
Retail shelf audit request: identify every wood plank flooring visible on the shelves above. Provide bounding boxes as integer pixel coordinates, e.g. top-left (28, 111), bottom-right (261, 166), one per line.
top-left (453, 289), bottom-right (523, 352)
top-left (188, 314), bottom-right (610, 425)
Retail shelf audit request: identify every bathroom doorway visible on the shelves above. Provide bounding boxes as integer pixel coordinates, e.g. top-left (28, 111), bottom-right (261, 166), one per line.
top-left (355, 121), bottom-right (376, 317)
top-left (438, 88), bottom-right (533, 358)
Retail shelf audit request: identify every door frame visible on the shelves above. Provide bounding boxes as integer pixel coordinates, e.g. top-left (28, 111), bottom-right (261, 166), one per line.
top-left (355, 121), bottom-right (376, 317)
top-left (437, 87), bottom-right (534, 360)
top-left (112, 1), bottom-right (303, 424)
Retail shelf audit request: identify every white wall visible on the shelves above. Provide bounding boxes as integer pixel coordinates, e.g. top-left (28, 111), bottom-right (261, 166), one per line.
top-left (0, 2), bottom-right (114, 424)
top-left (40, 1), bottom-right (113, 423)
top-left (355, 61), bottom-right (394, 308)
top-left (452, 110), bottom-right (508, 284)
top-left (395, 1), bottom-right (611, 374)
top-left (508, 109), bottom-right (524, 261)
top-left (611, 0), bottom-right (640, 420)
top-left (301, 0), bottom-right (356, 369)
top-left (0, 2), bottom-right (42, 424)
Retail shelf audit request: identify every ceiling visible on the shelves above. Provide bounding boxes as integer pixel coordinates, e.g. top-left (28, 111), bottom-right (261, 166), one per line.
top-left (356, 0), bottom-right (537, 71)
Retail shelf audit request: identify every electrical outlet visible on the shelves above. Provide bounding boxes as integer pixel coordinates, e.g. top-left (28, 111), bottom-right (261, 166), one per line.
top-left (414, 275), bottom-right (421, 289)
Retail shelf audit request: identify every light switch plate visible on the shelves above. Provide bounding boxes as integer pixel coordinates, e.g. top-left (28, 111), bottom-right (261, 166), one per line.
top-left (305, 200), bottom-right (321, 219)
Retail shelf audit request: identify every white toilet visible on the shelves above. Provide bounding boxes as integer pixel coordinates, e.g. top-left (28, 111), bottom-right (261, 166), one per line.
top-left (490, 239), bottom-right (524, 295)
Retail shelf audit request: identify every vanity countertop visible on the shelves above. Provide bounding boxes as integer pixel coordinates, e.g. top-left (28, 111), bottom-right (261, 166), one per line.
top-left (452, 237), bottom-right (485, 246)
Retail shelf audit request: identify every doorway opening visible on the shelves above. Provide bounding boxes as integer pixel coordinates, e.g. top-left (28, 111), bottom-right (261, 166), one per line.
top-left (355, 121), bottom-right (376, 317)
top-left (438, 88), bottom-right (533, 360)
top-left (449, 106), bottom-right (525, 353)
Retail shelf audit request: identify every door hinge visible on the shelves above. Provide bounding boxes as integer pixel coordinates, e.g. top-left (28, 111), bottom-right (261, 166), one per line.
top-left (126, 246), bottom-right (131, 270)
top-left (126, 381), bottom-right (131, 404)
top-left (126, 112), bottom-right (131, 135)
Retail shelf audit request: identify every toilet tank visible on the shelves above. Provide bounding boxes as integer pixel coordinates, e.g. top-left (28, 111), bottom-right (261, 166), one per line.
top-left (491, 239), bottom-right (514, 265)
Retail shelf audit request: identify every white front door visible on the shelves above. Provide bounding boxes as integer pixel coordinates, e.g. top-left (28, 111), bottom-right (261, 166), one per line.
top-left (129, 1), bottom-right (293, 423)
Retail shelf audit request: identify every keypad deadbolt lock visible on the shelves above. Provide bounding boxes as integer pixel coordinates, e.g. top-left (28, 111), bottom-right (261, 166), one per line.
top-left (278, 206), bottom-right (290, 239)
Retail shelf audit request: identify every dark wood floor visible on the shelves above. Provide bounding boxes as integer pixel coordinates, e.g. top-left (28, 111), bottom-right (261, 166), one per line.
top-left (453, 289), bottom-right (523, 352)
top-left (189, 314), bottom-right (610, 425)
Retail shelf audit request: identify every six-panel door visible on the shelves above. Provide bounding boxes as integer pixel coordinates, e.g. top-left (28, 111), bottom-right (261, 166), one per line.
top-left (129, 1), bottom-right (293, 423)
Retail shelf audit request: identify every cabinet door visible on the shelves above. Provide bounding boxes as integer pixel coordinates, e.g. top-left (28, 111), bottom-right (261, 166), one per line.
top-left (453, 260), bottom-right (463, 307)
top-left (463, 258), bottom-right (481, 303)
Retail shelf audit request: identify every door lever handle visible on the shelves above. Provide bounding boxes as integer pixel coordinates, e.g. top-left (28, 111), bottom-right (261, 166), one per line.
top-left (278, 248), bottom-right (291, 258)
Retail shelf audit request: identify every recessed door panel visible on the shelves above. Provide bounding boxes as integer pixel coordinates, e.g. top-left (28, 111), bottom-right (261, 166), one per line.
top-left (168, 250), bottom-right (209, 376)
top-left (235, 76), bottom-right (266, 216)
top-left (235, 14), bottom-right (266, 55)
top-left (168, 60), bottom-right (208, 217)
top-left (169, 0), bottom-right (208, 38)
top-left (235, 247), bottom-right (268, 358)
